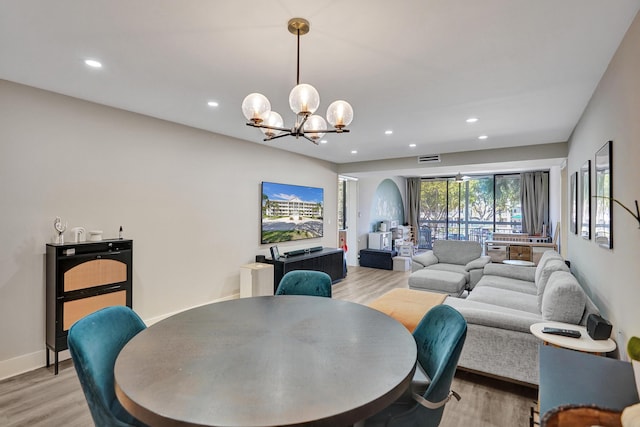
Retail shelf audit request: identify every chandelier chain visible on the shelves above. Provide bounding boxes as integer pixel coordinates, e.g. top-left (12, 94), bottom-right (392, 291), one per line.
top-left (241, 17), bottom-right (353, 144)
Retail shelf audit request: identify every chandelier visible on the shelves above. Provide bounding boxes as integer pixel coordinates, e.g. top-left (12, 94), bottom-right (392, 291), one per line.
top-left (241, 18), bottom-right (354, 145)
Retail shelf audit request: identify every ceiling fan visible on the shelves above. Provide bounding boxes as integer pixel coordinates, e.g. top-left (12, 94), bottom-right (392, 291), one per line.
top-left (453, 172), bottom-right (470, 183)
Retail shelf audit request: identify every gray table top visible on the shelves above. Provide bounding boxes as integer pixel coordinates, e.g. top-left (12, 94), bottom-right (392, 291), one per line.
top-left (115, 296), bottom-right (417, 427)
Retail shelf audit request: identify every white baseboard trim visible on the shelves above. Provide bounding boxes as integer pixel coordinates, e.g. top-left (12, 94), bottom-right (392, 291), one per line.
top-left (0, 293), bottom-right (240, 381)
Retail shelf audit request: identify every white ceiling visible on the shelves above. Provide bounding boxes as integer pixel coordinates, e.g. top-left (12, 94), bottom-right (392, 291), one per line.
top-left (1, 1), bottom-right (638, 167)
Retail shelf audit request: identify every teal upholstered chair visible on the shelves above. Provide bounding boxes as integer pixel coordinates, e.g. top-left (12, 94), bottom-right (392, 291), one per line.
top-left (68, 306), bottom-right (149, 427)
top-left (275, 270), bottom-right (332, 297)
top-left (364, 304), bottom-right (467, 427)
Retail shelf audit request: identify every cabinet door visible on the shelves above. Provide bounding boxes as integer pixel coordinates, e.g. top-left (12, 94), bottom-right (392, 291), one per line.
top-left (58, 250), bottom-right (132, 292)
top-left (63, 290), bottom-right (127, 330)
top-left (64, 259), bottom-right (127, 291)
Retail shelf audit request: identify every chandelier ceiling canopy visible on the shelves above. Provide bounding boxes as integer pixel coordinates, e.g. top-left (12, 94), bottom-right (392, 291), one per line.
top-left (241, 18), bottom-right (353, 145)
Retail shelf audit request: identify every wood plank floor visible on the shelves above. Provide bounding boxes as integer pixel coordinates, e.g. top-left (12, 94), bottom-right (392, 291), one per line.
top-left (0, 265), bottom-right (536, 427)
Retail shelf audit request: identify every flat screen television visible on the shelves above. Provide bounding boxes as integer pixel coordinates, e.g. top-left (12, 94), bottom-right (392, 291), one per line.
top-left (261, 181), bottom-right (324, 244)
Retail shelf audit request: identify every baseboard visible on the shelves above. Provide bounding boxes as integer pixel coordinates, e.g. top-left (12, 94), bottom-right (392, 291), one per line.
top-left (0, 293), bottom-right (240, 381)
top-left (0, 350), bottom-right (53, 381)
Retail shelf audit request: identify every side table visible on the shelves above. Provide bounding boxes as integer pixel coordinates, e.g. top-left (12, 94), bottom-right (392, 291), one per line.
top-left (240, 263), bottom-right (274, 297)
top-left (530, 321), bottom-right (616, 355)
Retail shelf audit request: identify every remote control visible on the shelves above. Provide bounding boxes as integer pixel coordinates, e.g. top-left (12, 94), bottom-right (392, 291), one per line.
top-left (541, 327), bottom-right (581, 338)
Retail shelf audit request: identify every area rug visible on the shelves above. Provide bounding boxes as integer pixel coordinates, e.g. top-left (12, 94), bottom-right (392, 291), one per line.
top-left (368, 288), bottom-right (446, 332)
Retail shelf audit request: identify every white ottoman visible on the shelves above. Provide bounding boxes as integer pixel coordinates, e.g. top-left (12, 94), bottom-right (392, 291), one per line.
top-left (408, 269), bottom-right (467, 297)
top-left (392, 256), bottom-right (412, 271)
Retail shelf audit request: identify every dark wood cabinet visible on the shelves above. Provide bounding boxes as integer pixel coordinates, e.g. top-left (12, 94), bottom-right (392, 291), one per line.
top-left (272, 248), bottom-right (345, 291)
top-left (46, 239), bottom-right (133, 374)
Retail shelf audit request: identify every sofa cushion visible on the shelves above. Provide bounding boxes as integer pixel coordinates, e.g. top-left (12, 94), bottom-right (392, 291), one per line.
top-left (541, 271), bottom-right (586, 324)
top-left (467, 286), bottom-right (539, 315)
top-left (408, 269), bottom-right (467, 296)
top-left (411, 250), bottom-right (438, 270)
top-left (432, 240), bottom-right (482, 265)
top-left (426, 263), bottom-right (470, 281)
top-left (483, 263), bottom-right (536, 282)
top-left (536, 259), bottom-right (570, 310)
top-left (475, 274), bottom-right (537, 295)
top-left (445, 297), bottom-right (541, 333)
top-left (534, 250), bottom-right (564, 284)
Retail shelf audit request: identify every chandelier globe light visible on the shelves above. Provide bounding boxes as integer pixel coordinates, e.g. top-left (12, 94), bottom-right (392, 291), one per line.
top-left (241, 18), bottom-right (353, 145)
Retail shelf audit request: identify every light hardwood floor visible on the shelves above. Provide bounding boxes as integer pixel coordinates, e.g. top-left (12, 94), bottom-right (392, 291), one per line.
top-left (0, 266), bottom-right (536, 427)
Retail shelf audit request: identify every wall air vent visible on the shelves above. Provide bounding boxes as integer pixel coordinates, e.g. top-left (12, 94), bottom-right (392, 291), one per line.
top-left (417, 154), bottom-right (441, 164)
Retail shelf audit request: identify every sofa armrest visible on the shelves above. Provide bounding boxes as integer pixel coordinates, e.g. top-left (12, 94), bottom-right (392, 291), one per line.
top-left (465, 255), bottom-right (491, 272)
top-left (412, 251), bottom-right (438, 269)
top-left (483, 263), bottom-right (536, 282)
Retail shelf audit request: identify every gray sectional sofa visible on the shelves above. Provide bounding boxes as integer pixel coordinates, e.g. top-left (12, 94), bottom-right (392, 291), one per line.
top-left (444, 250), bottom-right (600, 386)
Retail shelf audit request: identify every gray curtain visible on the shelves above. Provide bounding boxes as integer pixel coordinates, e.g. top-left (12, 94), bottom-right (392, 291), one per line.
top-left (520, 172), bottom-right (548, 235)
top-left (406, 177), bottom-right (421, 236)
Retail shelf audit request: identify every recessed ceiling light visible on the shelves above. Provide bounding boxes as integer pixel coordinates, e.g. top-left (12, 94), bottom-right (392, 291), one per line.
top-left (478, 135), bottom-right (488, 140)
top-left (84, 59), bottom-right (102, 68)
top-left (409, 143), bottom-right (417, 148)
top-left (385, 130), bottom-right (393, 135)
top-left (207, 101), bottom-right (219, 107)
top-left (351, 150), bottom-right (358, 154)
top-left (320, 140), bottom-right (328, 144)
top-left (466, 117), bottom-right (478, 123)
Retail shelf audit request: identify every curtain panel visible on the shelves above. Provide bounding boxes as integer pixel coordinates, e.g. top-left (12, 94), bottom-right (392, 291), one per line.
top-left (406, 178), bottom-right (421, 235)
top-left (520, 172), bottom-right (549, 235)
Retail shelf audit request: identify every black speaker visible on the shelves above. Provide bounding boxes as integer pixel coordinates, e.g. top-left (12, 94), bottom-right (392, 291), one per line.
top-left (586, 314), bottom-right (612, 340)
top-left (284, 249), bottom-right (306, 257)
top-left (255, 255), bottom-right (266, 263)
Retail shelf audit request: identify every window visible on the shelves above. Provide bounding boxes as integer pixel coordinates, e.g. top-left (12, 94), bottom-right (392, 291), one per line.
top-left (417, 173), bottom-right (548, 248)
top-left (495, 174), bottom-right (522, 233)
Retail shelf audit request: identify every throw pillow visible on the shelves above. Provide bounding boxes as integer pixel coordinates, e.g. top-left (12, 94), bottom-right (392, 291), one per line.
top-left (534, 250), bottom-right (564, 285)
top-left (536, 259), bottom-right (570, 310)
top-left (541, 271), bottom-right (586, 324)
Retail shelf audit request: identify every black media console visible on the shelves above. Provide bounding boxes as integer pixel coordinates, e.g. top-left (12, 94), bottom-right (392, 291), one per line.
top-left (271, 248), bottom-right (345, 292)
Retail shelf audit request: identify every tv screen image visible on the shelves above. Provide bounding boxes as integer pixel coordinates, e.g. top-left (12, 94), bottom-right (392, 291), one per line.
top-left (261, 181), bottom-right (324, 244)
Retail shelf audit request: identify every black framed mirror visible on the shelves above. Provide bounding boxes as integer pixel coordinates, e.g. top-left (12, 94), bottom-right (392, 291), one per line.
top-left (595, 141), bottom-right (612, 249)
top-left (580, 160), bottom-right (591, 240)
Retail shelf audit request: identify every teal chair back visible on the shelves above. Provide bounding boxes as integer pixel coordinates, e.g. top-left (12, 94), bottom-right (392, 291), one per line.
top-left (275, 270), bottom-right (332, 297)
top-left (410, 304), bottom-right (467, 427)
top-left (364, 304), bottom-right (467, 427)
top-left (68, 305), bottom-right (148, 427)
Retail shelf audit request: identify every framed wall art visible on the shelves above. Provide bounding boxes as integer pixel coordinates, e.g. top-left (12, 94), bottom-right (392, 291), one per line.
top-left (261, 181), bottom-right (324, 244)
top-left (580, 160), bottom-right (591, 240)
top-left (594, 141), bottom-right (612, 249)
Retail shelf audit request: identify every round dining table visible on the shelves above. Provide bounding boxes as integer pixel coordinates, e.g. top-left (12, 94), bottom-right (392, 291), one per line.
top-left (115, 295), bottom-right (417, 427)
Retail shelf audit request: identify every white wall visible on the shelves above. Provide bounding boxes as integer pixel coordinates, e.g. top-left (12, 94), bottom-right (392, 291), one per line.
top-left (354, 176), bottom-right (406, 260)
top-left (0, 80), bottom-right (339, 378)
top-left (566, 11), bottom-right (640, 352)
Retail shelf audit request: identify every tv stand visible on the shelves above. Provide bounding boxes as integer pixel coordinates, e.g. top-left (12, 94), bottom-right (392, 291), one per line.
top-left (272, 248), bottom-right (345, 292)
